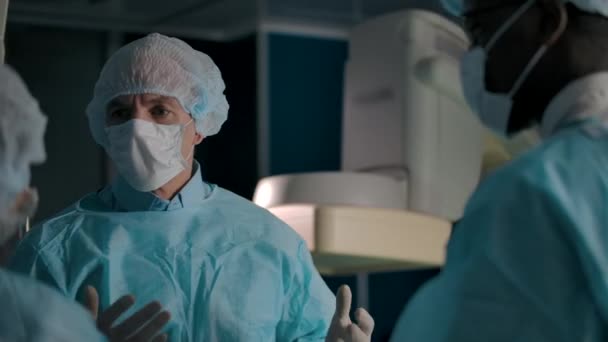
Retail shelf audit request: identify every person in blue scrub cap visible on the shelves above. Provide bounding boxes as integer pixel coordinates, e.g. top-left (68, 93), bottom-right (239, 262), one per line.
top-left (9, 33), bottom-right (372, 341)
top-left (390, 0), bottom-right (608, 341)
top-left (0, 64), bottom-right (170, 342)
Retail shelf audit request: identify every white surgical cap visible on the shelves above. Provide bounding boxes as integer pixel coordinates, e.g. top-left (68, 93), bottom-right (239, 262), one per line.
top-left (441, 0), bottom-right (608, 17)
top-left (0, 65), bottom-right (47, 243)
top-left (86, 33), bottom-right (230, 148)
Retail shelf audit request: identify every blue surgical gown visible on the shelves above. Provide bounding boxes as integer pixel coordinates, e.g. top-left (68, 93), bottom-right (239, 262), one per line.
top-left (10, 162), bottom-right (335, 341)
top-left (0, 268), bottom-right (106, 341)
top-left (391, 73), bottom-right (608, 341)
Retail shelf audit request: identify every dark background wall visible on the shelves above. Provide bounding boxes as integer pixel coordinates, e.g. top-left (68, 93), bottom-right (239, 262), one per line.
top-left (267, 33), bottom-right (346, 175)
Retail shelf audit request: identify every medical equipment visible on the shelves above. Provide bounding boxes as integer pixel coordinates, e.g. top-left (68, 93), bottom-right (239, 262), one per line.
top-left (415, 53), bottom-right (541, 176)
top-left (254, 10), bottom-right (483, 274)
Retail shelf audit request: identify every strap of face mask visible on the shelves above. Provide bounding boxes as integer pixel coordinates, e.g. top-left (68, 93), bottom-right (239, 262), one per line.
top-left (508, 44), bottom-right (549, 97)
top-left (483, 0), bottom-right (550, 98)
top-left (182, 118), bottom-right (196, 162)
top-left (486, 0), bottom-right (536, 51)
top-left (184, 146), bottom-right (195, 162)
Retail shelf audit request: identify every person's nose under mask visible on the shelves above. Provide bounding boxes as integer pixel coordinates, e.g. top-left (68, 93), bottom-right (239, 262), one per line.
top-left (105, 119), bottom-right (195, 192)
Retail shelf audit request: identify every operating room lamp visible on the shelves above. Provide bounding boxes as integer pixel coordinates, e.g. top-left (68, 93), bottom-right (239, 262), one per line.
top-left (254, 10), bottom-right (484, 275)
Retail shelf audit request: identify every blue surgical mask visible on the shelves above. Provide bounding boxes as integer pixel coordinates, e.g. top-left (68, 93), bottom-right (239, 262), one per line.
top-left (461, 0), bottom-right (549, 136)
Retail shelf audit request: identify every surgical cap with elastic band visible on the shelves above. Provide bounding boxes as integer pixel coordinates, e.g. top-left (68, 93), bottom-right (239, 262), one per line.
top-left (86, 33), bottom-right (230, 149)
top-left (441, 0), bottom-right (608, 17)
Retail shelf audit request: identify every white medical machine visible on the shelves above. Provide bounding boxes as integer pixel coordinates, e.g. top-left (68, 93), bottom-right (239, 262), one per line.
top-left (254, 10), bottom-right (483, 274)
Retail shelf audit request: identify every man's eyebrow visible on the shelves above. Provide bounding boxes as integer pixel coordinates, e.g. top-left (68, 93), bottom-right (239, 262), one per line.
top-left (147, 95), bottom-right (180, 106)
top-left (106, 95), bottom-right (181, 111)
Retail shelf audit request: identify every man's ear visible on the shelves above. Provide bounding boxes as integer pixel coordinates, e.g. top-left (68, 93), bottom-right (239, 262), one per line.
top-left (194, 132), bottom-right (204, 145)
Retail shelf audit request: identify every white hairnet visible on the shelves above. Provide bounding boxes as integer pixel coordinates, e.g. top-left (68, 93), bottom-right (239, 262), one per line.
top-left (441, 0), bottom-right (608, 17)
top-left (86, 33), bottom-right (229, 148)
top-left (0, 65), bottom-right (47, 243)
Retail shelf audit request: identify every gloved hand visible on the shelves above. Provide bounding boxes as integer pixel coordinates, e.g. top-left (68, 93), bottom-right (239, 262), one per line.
top-left (326, 285), bottom-right (375, 342)
top-left (84, 286), bottom-right (171, 342)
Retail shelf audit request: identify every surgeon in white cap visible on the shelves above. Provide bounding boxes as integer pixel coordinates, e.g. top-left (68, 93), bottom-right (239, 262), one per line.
top-left (8, 33), bottom-right (359, 341)
top-left (0, 64), bottom-right (170, 342)
top-left (390, 0), bottom-right (608, 340)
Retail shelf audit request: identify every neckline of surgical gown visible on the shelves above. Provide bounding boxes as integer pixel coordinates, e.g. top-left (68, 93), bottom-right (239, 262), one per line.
top-left (98, 161), bottom-right (212, 212)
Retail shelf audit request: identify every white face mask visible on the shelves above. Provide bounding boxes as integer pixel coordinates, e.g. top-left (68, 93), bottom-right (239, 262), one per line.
top-left (461, 0), bottom-right (549, 136)
top-left (105, 119), bottom-right (195, 192)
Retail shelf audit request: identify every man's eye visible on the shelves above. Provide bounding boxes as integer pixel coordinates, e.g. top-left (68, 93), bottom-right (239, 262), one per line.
top-left (151, 107), bottom-right (172, 117)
